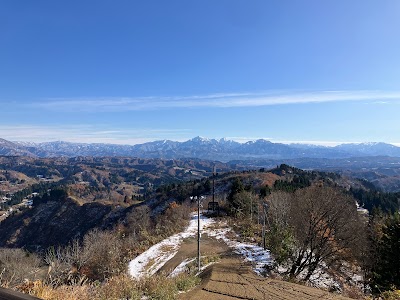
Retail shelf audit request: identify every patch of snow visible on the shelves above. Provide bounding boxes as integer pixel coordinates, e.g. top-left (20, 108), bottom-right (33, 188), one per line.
top-left (356, 201), bottom-right (369, 215)
top-left (203, 222), bottom-right (273, 275)
top-left (277, 255), bottom-right (365, 291)
top-left (130, 213), bottom-right (275, 280)
top-left (130, 212), bottom-right (365, 296)
top-left (169, 258), bottom-right (196, 278)
top-left (128, 212), bottom-right (214, 279)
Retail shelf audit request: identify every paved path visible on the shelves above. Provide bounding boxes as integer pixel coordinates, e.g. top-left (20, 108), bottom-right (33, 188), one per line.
top-left (180, 256), bottom-right (353, 300)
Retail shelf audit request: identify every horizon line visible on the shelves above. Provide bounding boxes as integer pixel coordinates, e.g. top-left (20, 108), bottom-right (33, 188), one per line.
top-left (5, 136), bottom-right (400, 148)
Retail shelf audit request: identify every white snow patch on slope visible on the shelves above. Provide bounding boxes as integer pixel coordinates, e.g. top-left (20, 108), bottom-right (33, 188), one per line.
top-left (203, 221), bottom-right (273, 275)
top-left (129, 213), bottom-right (273, 279)
top-left (169, 258), bottom-right (196, 278)
top-left (136, 213), bottom-right (363, 293)
top-left (128, 212), bottom-right (214, 279)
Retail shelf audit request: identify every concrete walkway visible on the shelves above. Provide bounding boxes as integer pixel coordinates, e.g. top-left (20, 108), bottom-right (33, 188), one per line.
top-left (180, 256), bottom-right (353, 300)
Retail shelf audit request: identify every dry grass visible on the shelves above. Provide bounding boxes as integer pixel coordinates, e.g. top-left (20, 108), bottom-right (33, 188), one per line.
top-left (3, 202), bottom-right (198, 299)
top-left (0, 248), bottom-right (43, 288)
top-left (21, 272), bottom-right (200, 300)
top-left (18, 280), bottom-right (94, 300)
top-left (380, 290), bottom-right (400, 300)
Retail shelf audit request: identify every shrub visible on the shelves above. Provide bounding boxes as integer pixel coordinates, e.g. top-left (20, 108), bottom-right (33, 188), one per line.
top-left (0, 248), bottom-right (42, 288)
top-left (142, 274), bottom-right (177, 300)
top-left (96, 274), bottom-right (141, 300)
top-left (44, 239), bottom-right (91, 286)
top-left (81, 229), bottom-right (126, 281)
top-left (175, 273), bottom-right (200, 292)
top-left (381, 290), bottom-right (400, 300)
top-left (19, 280), bottom-right (93, 300)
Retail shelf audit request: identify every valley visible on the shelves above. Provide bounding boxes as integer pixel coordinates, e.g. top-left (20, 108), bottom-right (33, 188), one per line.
top-left (3, 2), bottom-right (400, 299)
top-left (0, 151), bottom-right (398, 299)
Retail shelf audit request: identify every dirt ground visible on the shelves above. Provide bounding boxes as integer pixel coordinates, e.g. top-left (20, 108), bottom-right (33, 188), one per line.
top-left (172, 234), bottom-right (353, 300)
top-left (159, 234), bottom-right (229, 274)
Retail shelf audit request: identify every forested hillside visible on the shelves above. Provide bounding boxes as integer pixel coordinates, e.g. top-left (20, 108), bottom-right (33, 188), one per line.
top-left (1, 162), bottom-right (399, 299)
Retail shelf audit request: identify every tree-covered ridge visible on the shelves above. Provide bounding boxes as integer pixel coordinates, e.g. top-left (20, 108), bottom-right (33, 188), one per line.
top-left (1, 160), bottom-right (399, 297)
top-left (350, 187), bottom-right (400, 214)
top-left (221, 165), bottom-right (399, 296)
top-left (0, 156), bottom-right (235, 212)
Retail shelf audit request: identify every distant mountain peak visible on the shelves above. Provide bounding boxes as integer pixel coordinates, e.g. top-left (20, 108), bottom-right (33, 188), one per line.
top-left (255, 139), bottom-right (272, 144)
top-left (1, 136), bottom-right (400, 161)
top-left (191, 136), bottom-right (210, 142)
top-left (244, 139), bottom-right (272, 145)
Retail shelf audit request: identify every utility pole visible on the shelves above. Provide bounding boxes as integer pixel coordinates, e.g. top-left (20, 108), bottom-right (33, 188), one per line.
top-left (262, 203), bottom-right (269, 250)
top-left (212, 165), bottom-right (215, 202)
top-left (250, 195), bottom-right (253, 222)
top-left (192, 195), bottom-right (205, 272)
top-left (197, 195), bottom-right (200, 272)
top-left (262, 203), bottom-right (266, 250)
top-left (191, 195), bottom-right (202, 272)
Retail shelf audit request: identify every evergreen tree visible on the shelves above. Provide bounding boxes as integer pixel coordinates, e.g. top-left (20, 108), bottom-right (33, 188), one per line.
top-left (369, 213), bottom-right (400, 293)
top-left (227, 178), bottom-right (244, 202)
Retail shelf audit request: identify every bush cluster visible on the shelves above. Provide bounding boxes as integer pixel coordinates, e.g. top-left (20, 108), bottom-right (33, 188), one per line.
top-left (1, 200), bottom-right (196, 299)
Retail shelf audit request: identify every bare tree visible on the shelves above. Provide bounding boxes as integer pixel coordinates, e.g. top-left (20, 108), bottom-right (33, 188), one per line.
top-left (267, 191), bottom-right (291, 229)
top-left (265, 191), bottom-right (294, 264)
top-left (287, 186), bottom-right (365, 280)
top-left (45, 239), bottom-right (89, 286)
top-left (81, 229), bottom-right (125, 280)
top-left (0, 248), bottom-right (41, 288)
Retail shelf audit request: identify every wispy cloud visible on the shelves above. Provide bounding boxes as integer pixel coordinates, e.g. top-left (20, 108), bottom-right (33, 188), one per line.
top-left (30, 90), bottom-right (400, 112)
top-left (226, 137), bottom-right (388, 147)
top-left (0, 125), bottom-right (191, 144)
top-left (2, 125), bottom-right (399, 147)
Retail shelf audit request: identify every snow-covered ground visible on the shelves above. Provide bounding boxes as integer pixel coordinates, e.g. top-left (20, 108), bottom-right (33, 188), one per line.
top-left (274, 249), bottom-right (365, 291)
top-left (128, 212), bottom-right (273, 279)
top-left (168, 258), bottom-right (196, 277)
top-left (129, 212), bottom-right (363, 293)
top-left (128, 212), bottom-right (214, 279)
top-left (203, 222), bottom-right (273, 275)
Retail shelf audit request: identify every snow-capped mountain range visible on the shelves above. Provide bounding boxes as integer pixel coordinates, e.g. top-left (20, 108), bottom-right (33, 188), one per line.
top-left (1, 137), bottom-right (400, 161)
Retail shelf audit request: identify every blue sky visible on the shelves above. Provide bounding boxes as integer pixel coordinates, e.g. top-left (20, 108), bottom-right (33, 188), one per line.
top-left (1, 1), bottom-right (400, 146)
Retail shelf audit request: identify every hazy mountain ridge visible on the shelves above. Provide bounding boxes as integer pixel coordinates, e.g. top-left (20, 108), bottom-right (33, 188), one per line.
top-left (231, 156), bottom-right (400, 192)
top-left (3, 137), bottom-right (400, 161)
top-left (0, 138), bottom-right (36, 157)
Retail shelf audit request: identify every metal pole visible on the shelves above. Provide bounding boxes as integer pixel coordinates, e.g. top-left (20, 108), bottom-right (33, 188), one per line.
top-left (250, 195), bottom-right (253, 221)
top-left (212, 165), bottom-right (215, 202)
top-left (197, 196), bottom-right (201, 272)
top-left (262, 204), bottom-right (266, 250)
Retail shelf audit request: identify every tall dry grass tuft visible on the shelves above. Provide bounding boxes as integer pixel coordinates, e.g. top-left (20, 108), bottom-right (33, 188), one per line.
top-left (20, 280), bottom-right (93, 300)
top-left (97, 274), bottom-right (141, 300)
top-left (141, 273), bottom-right (178, 300)
top-left (24, 272), bottom-right (200, 300)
